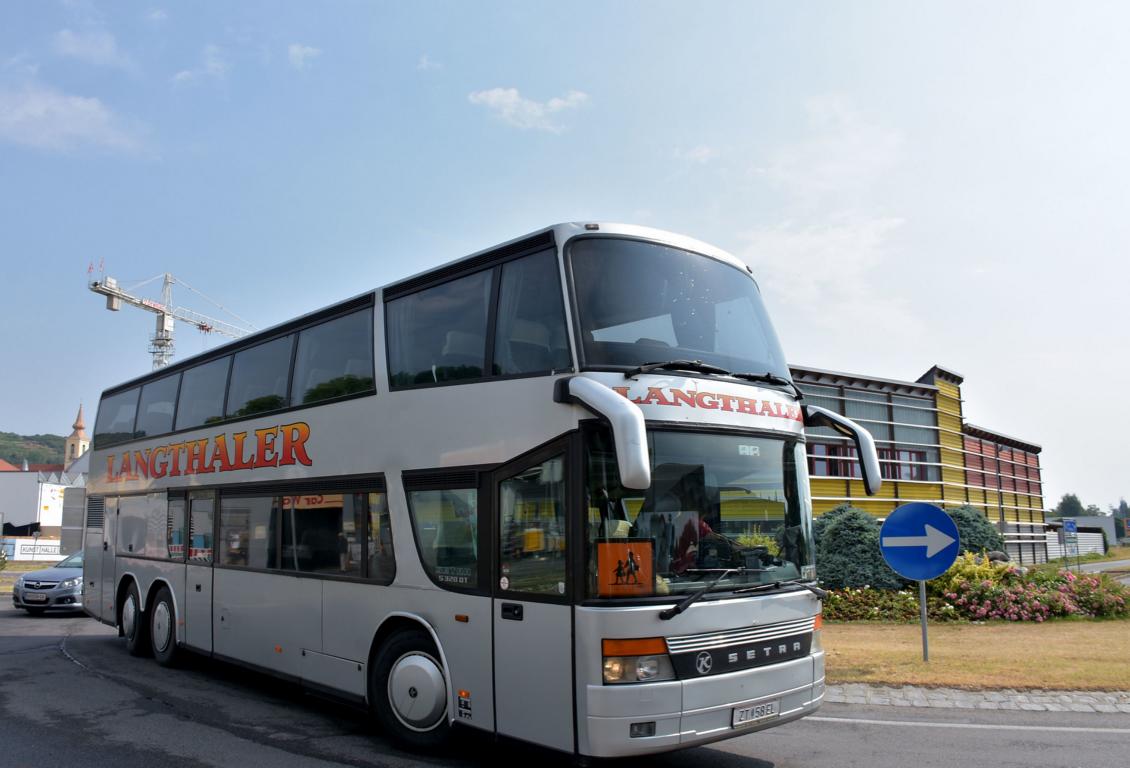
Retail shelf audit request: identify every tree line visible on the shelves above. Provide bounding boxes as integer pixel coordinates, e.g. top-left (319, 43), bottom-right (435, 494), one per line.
top-left (1049, 493), bottom-right (1129, 520)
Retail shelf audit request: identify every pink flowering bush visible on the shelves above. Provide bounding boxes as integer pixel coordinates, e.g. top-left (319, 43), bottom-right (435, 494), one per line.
top-left (822, 553), bottom-right (1129, 622)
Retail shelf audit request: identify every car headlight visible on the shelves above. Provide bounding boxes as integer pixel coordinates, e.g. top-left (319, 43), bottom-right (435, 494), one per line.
top-left (14, 576), bottom-right (24, 587)
top-left (602, 638), bottom-right (677, 684)
top-left (60, 577), bottom-right (82, 589)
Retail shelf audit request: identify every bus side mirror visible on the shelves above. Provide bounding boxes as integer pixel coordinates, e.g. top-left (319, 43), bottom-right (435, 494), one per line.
top-left (554, 377), bottom-right (651, 490)
top-left (802, 404), bottom-right (882, 496)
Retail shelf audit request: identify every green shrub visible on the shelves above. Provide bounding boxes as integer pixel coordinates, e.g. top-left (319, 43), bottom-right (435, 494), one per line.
top-left (823, 586), bottom-right (960, 622)
top-left (946, 505), bottom-right (1005, 554)
top-left (0, 548), bottom-right (6, 572)
top-left (814, 506), bottom-right (903, 590)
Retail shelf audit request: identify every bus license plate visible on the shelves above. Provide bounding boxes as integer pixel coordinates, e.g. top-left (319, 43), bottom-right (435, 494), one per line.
top-left (732, 700), bottom-right (779, 728)
top-left (24, 593), bottom-right (48, 603)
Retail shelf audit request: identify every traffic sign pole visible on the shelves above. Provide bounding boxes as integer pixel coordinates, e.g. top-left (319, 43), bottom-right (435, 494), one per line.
top-left (918, 580), bottom-right (929, 662)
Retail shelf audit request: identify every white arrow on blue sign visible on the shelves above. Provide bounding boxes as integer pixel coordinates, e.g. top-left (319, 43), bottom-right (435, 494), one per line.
top-left (880, 503), bottom-right (960, 581)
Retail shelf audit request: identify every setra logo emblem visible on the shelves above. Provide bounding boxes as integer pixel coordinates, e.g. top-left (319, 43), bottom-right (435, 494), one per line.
top-left (695, 651), bottom-right (713, 675)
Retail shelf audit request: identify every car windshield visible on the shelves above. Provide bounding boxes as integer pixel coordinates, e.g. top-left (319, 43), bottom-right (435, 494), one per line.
top-left (568, 237), bottom-right (790, 379)
top-left (55, 552), bottom-right (83, 569)
top-left (584, 427), bottom-right (814, 599)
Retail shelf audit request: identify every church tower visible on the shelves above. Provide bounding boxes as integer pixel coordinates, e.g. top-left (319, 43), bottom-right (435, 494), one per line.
top-left (65, 404), bottom-right (90, 466)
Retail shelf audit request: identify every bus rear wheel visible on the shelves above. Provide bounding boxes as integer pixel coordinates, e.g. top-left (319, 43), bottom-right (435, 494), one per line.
top-left (121, 581), bottom-right (149, 657)
top-left (149, 585), bottom-right (181, 667)
top-left (371, 628), bottom-right (452, 751)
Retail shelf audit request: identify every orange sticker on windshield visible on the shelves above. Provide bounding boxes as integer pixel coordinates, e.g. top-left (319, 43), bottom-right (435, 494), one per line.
top-left (597, 540), bottom-right (655, 597)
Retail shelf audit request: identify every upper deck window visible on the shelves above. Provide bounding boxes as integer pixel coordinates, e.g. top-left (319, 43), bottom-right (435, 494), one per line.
top-left (494, 249), bottom-right (571, 375)
top-left (175, 356), bottom-right (231, 431)
top-left (568, 238), bottom-right (790, 380)
top-left (94, 388), bottom-right (140, 448)
top-left (227, 335), bottom-right (294, 418)
top-left (386, 270), bottom-right (492, 387)
top-left (290, 309), bottom-right (375, 406)
top-left (135, 373), bottom-right (181, 438)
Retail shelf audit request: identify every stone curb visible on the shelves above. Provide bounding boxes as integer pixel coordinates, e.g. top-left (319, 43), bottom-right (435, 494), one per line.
top-left (825, 684), bottom-right (1130, 713)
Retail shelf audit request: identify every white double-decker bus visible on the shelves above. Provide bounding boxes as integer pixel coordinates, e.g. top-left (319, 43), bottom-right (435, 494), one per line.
top-left (83, 223), bottom-right (881, 758)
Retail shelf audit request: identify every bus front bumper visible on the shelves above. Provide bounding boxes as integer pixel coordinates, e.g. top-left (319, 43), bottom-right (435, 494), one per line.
top-left (582, 653), bottom-right (824, 758)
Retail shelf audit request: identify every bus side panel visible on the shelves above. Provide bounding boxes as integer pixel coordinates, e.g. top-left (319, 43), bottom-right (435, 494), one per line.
top-left (83, 525), bottom-right (104, 621)
top-left (100, 498), bottom-right (119, 622)
top-left (213, 569), bottom-right (322, 679)
top-left (320, 581), bottom-right (495, 732)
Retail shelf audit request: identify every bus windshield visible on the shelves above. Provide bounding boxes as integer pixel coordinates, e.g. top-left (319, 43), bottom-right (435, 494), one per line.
top-left (585, 427), bottom-right (814, 599)
top-left (568, 237), bottom-right (790, 379)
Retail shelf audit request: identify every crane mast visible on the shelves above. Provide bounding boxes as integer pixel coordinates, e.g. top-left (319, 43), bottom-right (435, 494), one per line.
top-left (89, 272), bottom-right (252, 370)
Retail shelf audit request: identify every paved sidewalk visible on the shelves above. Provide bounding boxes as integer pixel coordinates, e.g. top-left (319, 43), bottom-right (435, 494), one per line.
top-left (825, 683), bottom-right (1130, 713)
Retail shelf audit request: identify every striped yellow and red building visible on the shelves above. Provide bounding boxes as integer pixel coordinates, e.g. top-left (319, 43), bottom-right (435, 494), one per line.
top-left (791, 364), bottom-right (1048, 563)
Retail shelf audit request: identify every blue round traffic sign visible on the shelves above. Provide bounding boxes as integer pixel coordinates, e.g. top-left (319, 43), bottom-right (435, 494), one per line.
top-left (879, 503), bottom-right (960, 581)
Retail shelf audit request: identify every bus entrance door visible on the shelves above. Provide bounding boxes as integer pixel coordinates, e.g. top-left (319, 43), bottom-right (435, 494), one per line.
top-left (492, 447), bottom-right (574, 753)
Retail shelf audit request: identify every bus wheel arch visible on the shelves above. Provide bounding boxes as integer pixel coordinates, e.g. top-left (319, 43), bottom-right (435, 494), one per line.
top-left (367, 615), bottom-right (453, 750)
top-left (117, 577), bottom-right (150, 657)
top-left (146, 581), bottom-right (181, 667)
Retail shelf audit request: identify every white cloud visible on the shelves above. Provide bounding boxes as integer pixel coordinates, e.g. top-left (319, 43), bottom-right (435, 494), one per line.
top-left (468, 87), bottom-right (588, 133)
top-left (417, 54), bottom-right (441, 71)
top-left (53, 28), bottom-right (131, 69)
top-left (677, 144), bottom-right (718, 164)
top-left (171, 44), bottom-right (227, 85)
top-left (759, 94), bottom-right (902, 206)
top-left (740, 215), bottom-right (920, 343)
top-left (288, 44), bottom-right (321, 71)
top-left (203, 44), bottom-right (226, 77)
top-left (3, 54), bottom-right (39, 77)
top-left (0, 83), bottom-right (140, 152)
top-left (148, 9), bottom-right (167, 22)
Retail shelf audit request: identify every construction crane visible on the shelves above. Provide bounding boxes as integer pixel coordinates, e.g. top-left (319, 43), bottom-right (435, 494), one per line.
top-left (89, 272), bottom-right (254, 370)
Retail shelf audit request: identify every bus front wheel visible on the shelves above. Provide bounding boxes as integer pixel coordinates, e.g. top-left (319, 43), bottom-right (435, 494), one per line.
top-left (371, 628), bottom-right (452, 751)
top-left (121, 581), bottom-right (149, 657)
top-left (149, 585), bottom-right (181, 667)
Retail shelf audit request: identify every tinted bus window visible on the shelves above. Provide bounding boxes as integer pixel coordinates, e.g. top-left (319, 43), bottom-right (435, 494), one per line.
top-left (494, 249), bottom-right (571, 375)
top-left (227, 335), bottom-right (294, 418)
top-left (175, 357), bottom-right (231, 431)
top-left (280, 493), bottom-right (364, 577)
top-left (407, 488), bottom-right (478, 589)
top-left (219, 496), bottom-right (278, 569)
top-left (290, 310), bottom-right (375, 406)
top-left (135, 373), bottom-right (180, 438)
top-left (189, 494), bottom-right (214, 563)
top-left (94, 388), bottom-right (140, 448)
top-left (386, 270), bottom-right (491, 387)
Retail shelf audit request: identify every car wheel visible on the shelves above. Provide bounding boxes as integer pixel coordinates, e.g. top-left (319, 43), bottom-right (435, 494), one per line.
top-left (371, 628), bottom-right (452, 751)
top-left (121, 581), bottom-right (150, 657)
top-left (149, 585), bottom-right (181, 667)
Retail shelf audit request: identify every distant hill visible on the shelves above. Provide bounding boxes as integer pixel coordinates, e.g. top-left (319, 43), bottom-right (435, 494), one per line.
top-left (0, 432), bottom-right (65, 467)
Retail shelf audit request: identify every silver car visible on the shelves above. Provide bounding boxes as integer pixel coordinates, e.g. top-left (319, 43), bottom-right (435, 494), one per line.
top-left (11, 551), bottom-right (84, 615)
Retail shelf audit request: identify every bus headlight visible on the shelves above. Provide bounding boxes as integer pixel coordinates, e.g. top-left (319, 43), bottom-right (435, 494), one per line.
top-left (602, 639), bottom-right (676, 684)
top-left (811, 612), bottom-right (823, 652)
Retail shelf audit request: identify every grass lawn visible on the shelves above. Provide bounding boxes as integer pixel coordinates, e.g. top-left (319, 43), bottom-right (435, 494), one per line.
top-left (824, 620), bottom-right (1130, 690)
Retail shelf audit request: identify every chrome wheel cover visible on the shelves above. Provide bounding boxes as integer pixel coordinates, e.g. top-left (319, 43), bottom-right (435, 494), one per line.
top-left (387, 651), bottom-right (446, 732)
top-left (122, 594), bottom-right (137, 638)
top-left (152, 600), bottom-right (172, 653)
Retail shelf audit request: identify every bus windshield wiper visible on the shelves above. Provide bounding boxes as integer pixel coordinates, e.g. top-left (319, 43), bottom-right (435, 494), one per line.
top-left (731, 372), bottom-right (804, 401)
top-left (625, 360), bottom-right (731, 379)
top-left (732, 578), bottom-right (827, 599)
top-left (659, 567), bottom-right (753, 620)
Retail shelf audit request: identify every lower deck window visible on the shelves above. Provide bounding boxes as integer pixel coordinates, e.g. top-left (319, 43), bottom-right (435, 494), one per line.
top-left (211, 487), bottom-right (394, 582)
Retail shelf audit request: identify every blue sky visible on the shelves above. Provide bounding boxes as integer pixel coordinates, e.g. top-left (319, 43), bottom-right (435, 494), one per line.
top-left (2, 2), bottom-right (1127, 508)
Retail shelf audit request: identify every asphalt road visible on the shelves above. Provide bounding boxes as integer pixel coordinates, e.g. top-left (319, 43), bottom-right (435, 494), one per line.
top-left (2, 606), bottom-right (1128, 768)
